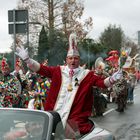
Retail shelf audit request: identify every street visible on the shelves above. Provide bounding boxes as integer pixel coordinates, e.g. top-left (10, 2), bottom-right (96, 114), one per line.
top-left (91, 84), bottom-right (140, 140)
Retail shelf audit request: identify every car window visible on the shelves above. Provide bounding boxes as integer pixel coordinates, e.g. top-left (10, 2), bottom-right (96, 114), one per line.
top-left (0, 109), bottom-right (53, 140)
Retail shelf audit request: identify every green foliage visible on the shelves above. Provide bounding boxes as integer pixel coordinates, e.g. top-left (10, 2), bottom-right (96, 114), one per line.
top-left (99, 24), bottom-right (124, 53)
top-left (38, 26), bottom-right (49, 63)
top-left (47, 31), bottom-right (68, 66)
top-left (79, 38), bottom-right (107, 69)
top-left (38, 29), bottom-right (67, 66)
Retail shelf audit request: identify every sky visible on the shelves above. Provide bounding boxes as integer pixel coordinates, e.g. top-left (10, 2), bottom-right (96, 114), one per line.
top-left (1, 0), bottom-right (140, 53)
top-left (0, 0), bottom-right (18, 53)
top-left (84, 0), bottom-right (140, 42)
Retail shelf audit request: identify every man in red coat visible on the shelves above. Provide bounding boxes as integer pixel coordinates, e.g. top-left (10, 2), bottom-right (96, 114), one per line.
top-left (16, 33), bottom-right (122, 138)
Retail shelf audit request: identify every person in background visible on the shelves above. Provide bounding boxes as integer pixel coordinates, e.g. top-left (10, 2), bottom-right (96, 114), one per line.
top-left (15, 33), bottom-right (122, 138)
top-left (135, 70), bottom-right (140, 84)
top-left (114, 71), bottom-right (128, 112)
top-left (127, 69), bottom-right (137, 104)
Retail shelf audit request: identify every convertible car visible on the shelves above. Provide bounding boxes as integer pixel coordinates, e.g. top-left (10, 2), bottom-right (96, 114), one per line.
top-left (0, 108), bottom-right (115, 140)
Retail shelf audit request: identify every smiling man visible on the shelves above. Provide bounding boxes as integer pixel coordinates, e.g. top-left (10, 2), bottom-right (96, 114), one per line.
top-left (15, 33), bottom-right (122, 138)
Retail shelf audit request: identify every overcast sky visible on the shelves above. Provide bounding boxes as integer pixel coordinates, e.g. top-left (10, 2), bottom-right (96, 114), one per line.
top-left (84, 0), bottom-right (140, 41)
top-left (0, 0), bottom-right (18, 53)
top-left (1, 0), bottom-right (140, 53)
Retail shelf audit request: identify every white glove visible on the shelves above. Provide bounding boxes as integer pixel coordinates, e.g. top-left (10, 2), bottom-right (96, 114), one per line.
top-left (15, 46), bottom-right (29, 61)
top-left (110, 69), bottom-right (123, 83)
top-left (15, 46), bottom-right (40, 72)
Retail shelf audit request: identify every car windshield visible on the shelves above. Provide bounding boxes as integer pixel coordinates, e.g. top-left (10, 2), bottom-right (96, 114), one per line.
top-left (0, 108), bottom-right (50, 140)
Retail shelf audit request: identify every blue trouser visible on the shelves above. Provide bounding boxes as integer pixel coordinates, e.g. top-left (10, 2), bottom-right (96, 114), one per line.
top-left (127, 87), bottom-right (134, 101)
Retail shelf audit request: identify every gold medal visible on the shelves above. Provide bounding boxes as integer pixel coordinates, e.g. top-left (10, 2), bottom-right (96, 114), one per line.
top-left (67, 83), bottom-right (73, 92)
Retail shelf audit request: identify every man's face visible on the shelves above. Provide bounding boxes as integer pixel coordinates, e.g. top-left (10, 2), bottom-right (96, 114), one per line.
top-left (66, 56), bottom-right (80, 69)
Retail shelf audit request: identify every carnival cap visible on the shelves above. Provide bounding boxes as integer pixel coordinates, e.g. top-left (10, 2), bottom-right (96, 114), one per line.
top-left (67, 33), bottom-right (80, 57)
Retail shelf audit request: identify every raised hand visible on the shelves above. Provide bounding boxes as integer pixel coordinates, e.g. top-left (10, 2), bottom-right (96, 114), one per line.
top-left (15, 46), bottom-right (29, 61)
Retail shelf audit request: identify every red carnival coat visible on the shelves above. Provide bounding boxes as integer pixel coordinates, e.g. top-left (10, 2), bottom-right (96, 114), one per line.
top-left (37, 65), bottom-right (106, 135)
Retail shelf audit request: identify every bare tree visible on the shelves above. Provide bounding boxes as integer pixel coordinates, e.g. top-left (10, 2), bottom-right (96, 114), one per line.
top-left (13, 0), bottom-right (93, 56)
top-left (62, 0), bottom-right (93, 39)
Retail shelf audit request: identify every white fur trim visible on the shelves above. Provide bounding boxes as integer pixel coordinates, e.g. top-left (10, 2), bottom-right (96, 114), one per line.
top-left (54, 66), bottom-right (90, 127)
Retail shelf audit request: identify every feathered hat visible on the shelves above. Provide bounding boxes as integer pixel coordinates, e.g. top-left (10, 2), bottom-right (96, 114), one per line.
top-left (67, 33), bottom-right (80, 57)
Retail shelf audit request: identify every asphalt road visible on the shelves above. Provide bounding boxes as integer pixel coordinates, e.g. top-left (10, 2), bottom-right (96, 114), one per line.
top-left (91, 83), bottom-right (140, 140)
